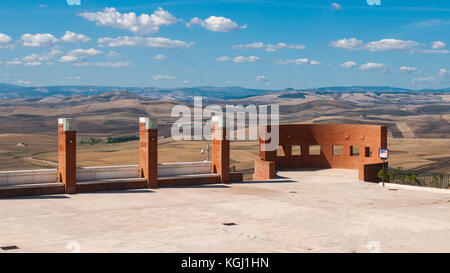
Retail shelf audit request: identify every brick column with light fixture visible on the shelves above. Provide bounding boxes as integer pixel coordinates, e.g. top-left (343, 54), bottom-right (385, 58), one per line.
top-left (58, 118), bottom-right (77, 194)
top-left (139, 117), bottom-right (158, 188)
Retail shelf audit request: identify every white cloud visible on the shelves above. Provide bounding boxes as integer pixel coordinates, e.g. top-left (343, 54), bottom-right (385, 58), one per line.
top-left (73, 61), bottom-right (132, 68)
top-left (256, 75), bottom-right (270, 85)
top-left (183, 80), bottom-right (189, 84)
top-left (226, 80), bottom-right (242, 85)
top-left (70, 48), bottom-right (103, 56)
top-left (275, 58), bottom-right (321, 65)
top-left (359, 62), bottom-right (387, 71)
top-left (0, 33), bottom-right (13, 49)
top-left (152, 74), bottom-right (175, 80)
top-left (98, 36), bottom-right (193, 48)
top-left (439, 68), bottom-right (450, 76)
top-left (59, 48), bottom-right (103, 63)
top-left (79, 7), bottom-right (177, 34)
top-left (153, 54), bottom-right (166, 60)
top-left (21, 33), bottom-right (58, 47)
top-left (6, 58), bottom-right (23, 66)
top-left (65, 76), bottom-right (81, 80)
top-left (400, 66), bottom-right (420, 73)
top-left (59, 56), bottom-right (79, 63)
top-left (413, 19), bottom-right (450, 28)
top-left (105, 50), bottom-right (122, 58)
top-left (3, 73), bottom-right (20, 77)
top-left (421, 49), bottom-right (450, 54)
top-left (187, 16), bottom-right (246, 32)
top-left (22, 49), bottom-right (62, 62)
top-left (232, 56), bottom-right (261, 63)
top-left (232, 42), bottom-right (305, 52)
top-left (256, 75), bottom-right (267, 81)
top-left (0, 34), bottom-right (12, 43)
top-left (412, 76), bottom-right (438, 84)
top-left (331, 3), bottom-right (343, 10)
top-left (341, 61), bottom-right (357, 68)
top-left (67, 0), bottom-right (81, 6)
top-left (24, 61), bottom-right (42, 66)
top-left (329, 38), bottom-right (363, 50)
top-left (5, 51), bottom-right (60, 67)
top-left (365, 39), bottom-right (421, 52)
top-left (216, 56), bottom-right (230, 62)
top-left (16, 80), bottom-right (31, 85)
top-left (60, 31), bottom-right (91, 43)
top-left (432, 41), bottom-right (446, 49)
top-left (330, 37), bottom-right (424, 52)
top-left (412, 69), bottom-right (449, 84)
top-left (418, 41), bottom-right (450, 53)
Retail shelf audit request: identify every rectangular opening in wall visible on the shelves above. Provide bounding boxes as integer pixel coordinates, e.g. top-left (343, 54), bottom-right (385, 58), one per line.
top-left (333, 145), bottom-right (343, 156)
top-left (277, 146), bottom-right (283, 156)
top-left (350, 146), bottom-right (360, 156)
top-left (365, 147), bottom-right (372, 157)
top-left (292, 145), bottom-right (301, 156)
top-left (309, 145), bottom-right (321, 155)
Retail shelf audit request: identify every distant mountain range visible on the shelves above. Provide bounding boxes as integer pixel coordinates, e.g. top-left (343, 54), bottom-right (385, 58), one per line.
top-left (0, 83), bottom-right (449, 101)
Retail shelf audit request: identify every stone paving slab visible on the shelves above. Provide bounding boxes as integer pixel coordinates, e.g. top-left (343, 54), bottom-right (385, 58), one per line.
top-left (0, 169), bottom-right (449, 253)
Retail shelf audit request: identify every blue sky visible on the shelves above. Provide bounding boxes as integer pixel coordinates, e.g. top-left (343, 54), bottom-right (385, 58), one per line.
top-left (0, 0), bottom-right (449, 89)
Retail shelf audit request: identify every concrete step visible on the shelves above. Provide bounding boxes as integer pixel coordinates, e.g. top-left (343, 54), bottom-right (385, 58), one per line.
top-left (158, 173), bottom-right (220, 187)
top-left (230, 172), bottom-right (244, 183)
top-left (76, 177), bottom-right (148, 193)
top-left (0, 183), bottom-right (65, 198)
top-left (0, 172), bottom-right (244, 197)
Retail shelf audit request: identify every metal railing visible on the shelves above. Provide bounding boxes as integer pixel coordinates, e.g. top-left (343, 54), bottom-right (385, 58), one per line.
top-left (379, 168), bottom-right (450, 189)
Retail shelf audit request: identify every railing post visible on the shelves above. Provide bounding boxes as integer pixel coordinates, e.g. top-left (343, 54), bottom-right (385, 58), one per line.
top-left (139, 117), bottom-right (158, 188)
top-left (211, 116), bottom-right (230, 184)
top-left (58, 118), bottom-right (77, 194)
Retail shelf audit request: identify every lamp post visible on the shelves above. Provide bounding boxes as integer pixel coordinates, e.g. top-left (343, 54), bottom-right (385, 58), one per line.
top-left (378, 149), bottom-right (389, 187)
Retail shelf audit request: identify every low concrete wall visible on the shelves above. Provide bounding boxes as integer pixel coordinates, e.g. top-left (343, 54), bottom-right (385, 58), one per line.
top-left (0, 169), bottom-right (57, 186)
top-left (0, 162), bottom-right (212, 186)
top-left (159, 161), bottom-right (211, 177)
top-left (77, 165), bottom-right (139, 182)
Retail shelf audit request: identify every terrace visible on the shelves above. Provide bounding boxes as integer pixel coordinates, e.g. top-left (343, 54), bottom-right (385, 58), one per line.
top-left (1, 169), bottom-right (449, 253)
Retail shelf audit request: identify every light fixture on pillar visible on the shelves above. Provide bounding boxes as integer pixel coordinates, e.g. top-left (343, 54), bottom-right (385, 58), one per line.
top-left (201, 144), bottom-right (211, 162)
top-left (139, 117), bottom-right (158, 130)
top-left (58, 118), bottom-right (76, 132)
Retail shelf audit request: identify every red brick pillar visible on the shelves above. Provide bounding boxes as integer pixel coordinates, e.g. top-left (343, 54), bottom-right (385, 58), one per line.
top-left (253, 124), bottom-right (277, 181)
top-left (211, 116), bottom-right (230, 184)
top-left (58, 118), bottom-right (77, 194)
top-left (258, 125), bottom-right (277, 162)
top-left (139, 117), bottom-right (158, 188)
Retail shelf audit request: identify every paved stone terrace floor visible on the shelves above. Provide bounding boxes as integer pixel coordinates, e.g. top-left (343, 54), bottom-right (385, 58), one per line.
top-left (0, 169), bottom-right (449, 253)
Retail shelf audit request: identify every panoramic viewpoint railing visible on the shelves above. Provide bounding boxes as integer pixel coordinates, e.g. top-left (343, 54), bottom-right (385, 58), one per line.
top-left (379, 168), bottom-right (450, 189)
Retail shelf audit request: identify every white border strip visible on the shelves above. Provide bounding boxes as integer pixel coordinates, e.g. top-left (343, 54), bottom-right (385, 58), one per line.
top-left (379, 182), bottom-right (449, 194)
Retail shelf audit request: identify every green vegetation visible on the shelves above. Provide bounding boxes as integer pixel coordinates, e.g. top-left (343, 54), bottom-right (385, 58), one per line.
top-left (79, 137), bottom-right (103, 145)
top-left (106, 135), bottom-right (139, 143)
top-left (378, 167), bottom-right (449, 189)
top-left (79, 135), bottom-right (139, 145)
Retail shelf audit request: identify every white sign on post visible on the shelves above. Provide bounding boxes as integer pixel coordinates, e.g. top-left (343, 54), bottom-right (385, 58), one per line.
top-left (379, 149), bottom-right (389, 160)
